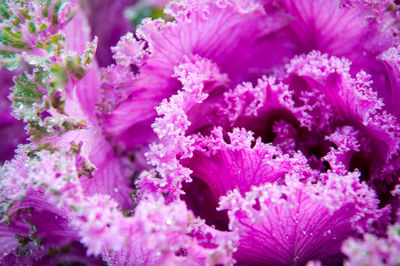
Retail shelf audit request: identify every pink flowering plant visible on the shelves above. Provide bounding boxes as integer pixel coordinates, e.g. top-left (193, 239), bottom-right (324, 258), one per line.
top-left (1, 0), bottom-right (400, 265)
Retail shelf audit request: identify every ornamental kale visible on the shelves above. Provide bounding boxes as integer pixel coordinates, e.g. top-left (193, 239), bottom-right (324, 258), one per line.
top-left (1, 0), bottom-right (400, 265)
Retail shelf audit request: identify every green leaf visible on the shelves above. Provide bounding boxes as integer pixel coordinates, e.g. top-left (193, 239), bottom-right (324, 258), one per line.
top-left (28, 21), bottom-right (36, 34)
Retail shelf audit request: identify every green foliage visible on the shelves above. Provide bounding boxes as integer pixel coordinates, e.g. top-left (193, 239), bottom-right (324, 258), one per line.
top-left (0, 0), bottom-right (98, 142)
top-left (0, 0), bottom-right (75, 71)
top-left (65, 37), bottom-right (97, 79)
top-left (126, 5), bottom-right (173, 27)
